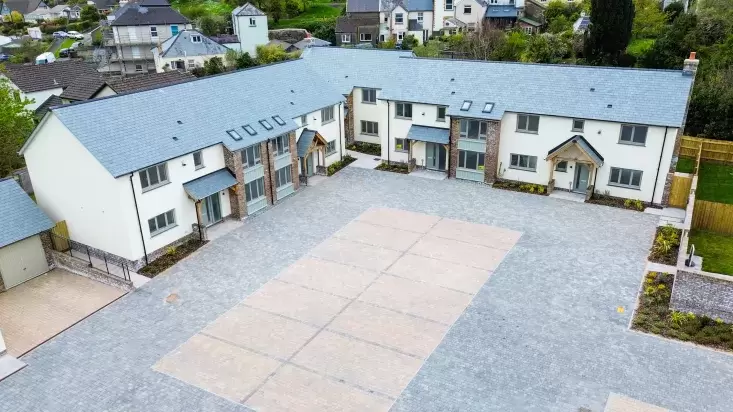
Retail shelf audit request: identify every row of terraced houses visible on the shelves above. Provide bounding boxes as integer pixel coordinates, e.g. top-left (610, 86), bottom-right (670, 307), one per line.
top-left (20, 47), bottom-right (697, 270)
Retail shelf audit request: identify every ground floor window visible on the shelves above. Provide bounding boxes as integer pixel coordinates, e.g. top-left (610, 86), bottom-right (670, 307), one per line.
top-left (245, 177), bottom-right (265, 202)
top-left (510, 154), bottom-right (537, 171)
top-left (555, 160), bottom-right (568, 172)
top-left (395, 138), bottom-right (409, 152)
top-left (361, 120), bottom-right (378, 135)
top-left (458, 150), bottom-right (485, 170)
top-left (148, 209), bottom-right (176, 236)
top-left (276, 165), bottom-right (293, 188)
top-left (326, 140), bottom-right (337, 155)
top-left (609, 167), bottom-right (642, 189)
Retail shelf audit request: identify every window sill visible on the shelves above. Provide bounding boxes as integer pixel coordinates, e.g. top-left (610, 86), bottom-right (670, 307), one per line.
top-left (508, 166), bottom-right (537, 173)
top-left (361, 132), bottom-right (379, 137)
top-left (618, 141), bottom-right (646, 147)
top-left (326, 151), bottom-right (337, 157)
top-left (516, 130), bottom-right (539, 135)
top-left (436, 118), bottom-right (446, 122)
top-left (195, 165), bottom-right (205, 171)
top-left (571, 129), bottom-right (584, 133)
top-left (608, 183), bottom-right (642, 191)
top-left (322, 119), bottom-right (335, 125)
top-left (141, 181), bottom-right (171, 193)
top-left (150, 224), bottom-right (178, 238)
top-left (362, 101), bottom-right (376, 105)
top-left (395, 116), bottom-right (412, 120)
top-left (555, 169), bottom-right (567, 173)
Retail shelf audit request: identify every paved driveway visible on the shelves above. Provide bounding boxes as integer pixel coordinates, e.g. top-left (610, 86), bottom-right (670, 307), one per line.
top-left (1, 168), bottom-right (733, 411)
top-left (0, 269), bottom-right (125, 357)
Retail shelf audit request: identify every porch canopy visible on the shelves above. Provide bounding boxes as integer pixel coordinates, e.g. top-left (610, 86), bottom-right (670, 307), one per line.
top-left (183, 168), bottom-right (237, 201)
top-left (406, 125), bottom-right (449, 144)
top-left (546, 135), bottom-right (604, 167)
top-left (297, 129), bottom-right (328, 158)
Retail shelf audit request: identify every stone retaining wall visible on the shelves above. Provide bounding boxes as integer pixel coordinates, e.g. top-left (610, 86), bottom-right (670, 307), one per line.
top-left (52, 251), bottom-right (133, 292)
top-left (671, 269), bottom-right (733, 323)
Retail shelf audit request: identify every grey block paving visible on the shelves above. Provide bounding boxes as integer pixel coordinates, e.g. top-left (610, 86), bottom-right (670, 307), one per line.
top-left (1, 168), bottom-right (733, 411)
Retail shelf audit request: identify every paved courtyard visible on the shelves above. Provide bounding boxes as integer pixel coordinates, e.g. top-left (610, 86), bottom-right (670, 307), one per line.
top-left (1, 167), bottom-right (733, 411)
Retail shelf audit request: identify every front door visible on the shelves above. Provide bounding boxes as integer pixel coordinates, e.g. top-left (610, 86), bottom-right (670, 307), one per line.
top-left (306, 152), bottom-right (314, 177)
top-left (574, 163), bottom-right (590, 193)
top-left (201, 193), bottom-right (222, 226)
top-left (426, 143), bottom-right (447, 171)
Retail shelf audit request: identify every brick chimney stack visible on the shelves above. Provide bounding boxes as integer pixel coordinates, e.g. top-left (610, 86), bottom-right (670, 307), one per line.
top-left (683, 51), bottom-right (699, 77)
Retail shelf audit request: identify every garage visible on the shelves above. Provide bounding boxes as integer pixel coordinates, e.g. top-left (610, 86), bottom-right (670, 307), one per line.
top-left (0, 179), bottom-right (54, 292)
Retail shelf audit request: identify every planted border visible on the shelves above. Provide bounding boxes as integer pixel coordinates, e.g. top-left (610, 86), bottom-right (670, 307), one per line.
top-left (493, 181), bottom-right (548, 196)
top-left (139, 239), bottom-right (206, 277)
top-left (375, 162), bottom-right (408, 174)
top-left (648, 225), bottom-right (681, 265)
top-left (326, 154), bottom-right (356, 176)
top-left (347, 142), bottom-right (381, 156)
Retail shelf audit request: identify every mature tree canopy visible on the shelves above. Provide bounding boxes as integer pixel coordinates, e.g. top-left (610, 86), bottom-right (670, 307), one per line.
top-left (585, 0), bottom-right (634, 65)
top-left (633, 0), bottom-right (666, 39)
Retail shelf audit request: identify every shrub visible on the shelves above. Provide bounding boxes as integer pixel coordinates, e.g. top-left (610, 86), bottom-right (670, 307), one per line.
top-left (623, 198), bottom-right (644, 211)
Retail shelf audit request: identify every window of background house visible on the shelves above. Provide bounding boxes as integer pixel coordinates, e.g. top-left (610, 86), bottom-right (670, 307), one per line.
top-left (395, 13), bottom-right (404, 24)
top-left (193, 151), bottom-right (204, 169)
top-left (509, 154), bottom-right (537, 171)
top-left (458, 150), bottom-right (485, 170)
top-left (300, 114), bottom-right (308, 126)
top-left (395, 138), bottom-right (409, 152)
top-left (417, 12), bottom-right (423, 22)
top-left (241, 144), bottom-right (261, 168)
top-left (148, 209), bottom-right (175, 236)
top-left (517, 114), bottom-right (540, 133)
top-left (555, 160), bottom-right (567, 172)
top-left (459, 119), bottom-right (488, 140)
top-left (437, 106), bottom-right (446, 121)
top-left (191, 34), bottom-right (202, 43)
top-left (276, 165), bottom-right (292, 188)
top-left (187, 59), bottom-right (195, 69)
top-left (273, 134), bottom-right (290, 156)
top-left (321, 106), bottom-right (335, 123)
top-left (139, 163), bottom-right (168, 191)
top-left (397, 32), bottom-right (404, 40)
top-left (135, 64), bottom-right (143, 72)
top-left (572, 119), bottom-right (585, 132)
top-left (171, 25), bottom-right (179, 35)
top-left (150, 26), bottom-right (158, 37)
top-left (245, 177), bottom-right (265, 202)
top-left (445, 0), bottom-right (453, 10)
top-left (361, 120), bottom-right (379, 135)
top-left (341, 34), bottom-right (351, 43)
top-left (249, 17), bottom-right (256, 26)
top-left (609, 167), bottom-right (643, 189)
top-left (326, 140), bottom-right (336, 155)
top-left (362, 88), bottom-right (376, 103)
top-left (464, 5), bottom-right (471, 14)
top-left (360, 33), bottom-right (372, 42)
top-left (396, 102), bottom-right (412, 119)
top-left (619, 125), bottom-right (648, 145)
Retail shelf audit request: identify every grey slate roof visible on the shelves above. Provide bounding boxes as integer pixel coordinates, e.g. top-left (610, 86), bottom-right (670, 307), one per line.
top-left (183, 168), bottom-right (237, 201)
top-left (346, 0), bottom-right (380, 13)
top-left (408, 19), bottom-right (423, 31)
top-left (406, 124), bottom-right (449, 144)
top-left (547, 135), bottom-right (604, 166)
top-left (335, 15), bottom-right (379, 33)
top-left (34, 94), bottom-right (63, 118)
top-left (232, 2), bottom-right (265, 16)
top-left (45, 59), bottom-right (345, 177)
top-left (405, 0), bottom-right (433, 11)
top-left (297, 129), bottom-right (316, 157)
top-left (485, 5), bottom-right (518, 18)
top-left (59, 73), bottom-right (107, 101)
top-left (3, 59), bottom-right (98, 93)
top-left (110, 4), bottom-right (189, 26)
top-left (105, 71), bottom-right (195, 93)
top-left (158, 30), bottom-right (230, 58)
top-left (300, 47), bottom-right (694, 128)
top-left (293, 37), bottom-right (331, 49)
top-left (0, 178), bottom-right (54, 248)
top-left (3, 0), bottom-right (44, 14)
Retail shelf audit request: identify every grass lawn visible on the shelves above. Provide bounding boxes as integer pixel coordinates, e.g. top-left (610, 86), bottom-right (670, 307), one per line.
top-left (676, 157), bottom-right (696, 173)
top-left (627, 38), bottom-right (654, 58)
top-left (270, 3), bottom-right (342, 29)
top-left (696, 162), bottom-right (733, 204)
top-left (54, 38), bottom-right (75, 57)
top-left (689, 230), bottom-right (733, 275)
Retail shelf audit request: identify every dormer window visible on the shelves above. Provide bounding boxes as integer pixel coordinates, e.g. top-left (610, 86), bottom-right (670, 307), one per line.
top-left (482, 102), bottom-right (494, 113)
top-left (191, 34), bottom-right (202, 43)
top-left (461, 100), bottom-right (472, 111)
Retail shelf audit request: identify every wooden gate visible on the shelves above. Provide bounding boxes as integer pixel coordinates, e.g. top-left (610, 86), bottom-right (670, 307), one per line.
top-left (50, 220), bottom-right (71, 252)
top-left (668, 175), bottom-right (692, 208)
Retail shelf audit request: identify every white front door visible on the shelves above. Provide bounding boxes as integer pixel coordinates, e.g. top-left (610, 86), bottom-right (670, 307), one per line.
top-left (0, 235), bottom-right (49, 289)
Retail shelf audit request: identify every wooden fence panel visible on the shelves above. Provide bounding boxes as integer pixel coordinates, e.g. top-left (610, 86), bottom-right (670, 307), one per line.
top-left (50, 220), bottom-right (70, 252)
top-left (668, 175), bottom-right (692, 208)
top-left (692, 200), bottom-right (733, 235)
top-left (682, 136), bottom-right (733, 164)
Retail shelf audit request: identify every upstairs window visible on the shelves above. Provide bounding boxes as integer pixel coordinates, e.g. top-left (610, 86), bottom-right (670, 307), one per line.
top-left (300, 114), bottom-right (308, 126)
top-left (482, 102), bottom-right (494, 113)
top-left (464, 5), bottom-right (471, 14)
top-left (619, 125), bottom-right (647, 145)
top-left (139, 163), bottom-right (169, 191)
top-left (396, 102), bottom-right (412, 119)
top-left (272, 115), bottom-right (286, 126)
top-left (171, 25), bottom-right (179, 35)
top-left (445, 0), bottom-right (453, 10)
top-left (459, 119), bottom-right (488, 140)
top-left (395, 13), bottom-right (404, 24)
top-left (242, 124), bottom-right (257, 136)
top-left (572, 119), bottom-right (585, 132)
top-left (362, 88), bottom-right (377, 104)
top-left (259, 119), bottom-right (273, 130)
top-left (249, 17), bottom-right (256, 26)
top-left (272, 134), bottom-right (290, 156)
top-left (437, 106), bottom-right (446, 122)
top-left (321, 106), bottom-right (335, 123)
top-left (150, 26), bottom-right (158, 37)
top-left (417, 12), bottom-right (423, 22)
top-left (227, 129), bottom-right (242, 140)
top-left (461, 100), bottom-right (472, 111)
top-left (193, 150), bottom-right (204, 169)
top-left (241, 144), bottom-right (261, 168)
top-left (517, 114), bottom-right (540, 133)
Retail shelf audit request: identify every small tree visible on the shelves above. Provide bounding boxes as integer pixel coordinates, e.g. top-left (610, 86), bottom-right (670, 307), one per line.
top-left (10, 11), bottom-right (24, 24)
top-left (0, 76), bottom-right (35, 177)
top-left (267, 0), bottom-right (286, 23)
top-left (198, 15), bottom-right (227, 36)
top-left (401, 34), bottom-right (419, 50)
top-left (203, 56), bottom-right (226, 75)
top-left (412, 39), bottom-right (443, 57)
top-left (9, 39), bottom-right (48, 64)
top-left (585, 0), bottom-right (635, 65)
top-left (255, 44), bottom-right (288, 64)
top-left (664, 1), bottom-right (685, 23)
top-left (632, 0), bottom-right (666, 39)
top-left (492, 31), bottom-right (528, 61)
top-left (80, 5), bottom-right (100, 22)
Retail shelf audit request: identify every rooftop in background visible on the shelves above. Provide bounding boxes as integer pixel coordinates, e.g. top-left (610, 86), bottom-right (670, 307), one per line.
top-left (347, 0), bottom-right (434, 13)
top-left (3, 0), bottom-right (44, 14)
top-left (232, 2), bottom-right (266, 16)
top-left (485, 5), bottom-right (519, 18)
top-left (3, 60), bottom-right (98, 93)
top-left (158, 30), bottom-right (231, 58)
top-left (0, 179), bottom-right (54, 249)
top-left (335, 15), bottom-right (380, 33)
top-left (104, 70), bottom-right (196, 94)
top-left (34, 95), bottom-right (64, 118)
top-left (110, 1), bottom-right (189, 26)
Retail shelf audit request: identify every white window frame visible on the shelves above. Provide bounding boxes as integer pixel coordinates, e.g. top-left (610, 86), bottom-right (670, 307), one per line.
top-left (417, 12), bottom-right (423, 22)
top-left (300, 114), bottom-right (308, 126)
top-left (139, 163), bottom-right (169, 192)
top-left (150, 26), bottom-right (158, 38)
top-left (609, 167), bottom-right (643, 189)
top-left (360, 32), bottom-right (372, 42)
top-left (193, 150), bottom-right (204, 169)
top-left (241, 144), bottom-right (262, 168)
top-left (516, 114), bottom-right (540, 134)
top-left (619, 124), bottom-right (648, 146)
top-left (191, 34), bottom-right (202, 43)
top-left (341, 33), bottom-right (351, 43)
top-left (326, 140), bottom-right (337, 155)
top-left (135, 64), bottom-right (144, 72)
top-left (458, 150), bottom-right (485, 171)
top-left (249, 17), bottom-right (256, 27)
top-left (321, 106), bottom-right (335, 123)
top-left (362, 88), bottom-right (376, 104)
top-left (572, 119), bottom-right (585, 132)
top-left (395, 13), bottom-right (404, 24)
top-left (395, 102), bottom-right (412, 119)
top-left (361, 120), bottom-right (379, 136)
top-left (148, 209), bottom-right (176, 237)
top-left (464, 5), bottom-right (471, 14)
top-left (555, 160), bottom-right (568, 172)
top-left (437, 106), bottom-right (447, 122)
top-left (509, 154), bottom-right (538, 172)
top-left (395, 138), bottom-right (409, 152)
top-left (397, 32), bottom-right (404, 41)
top-left (445, 0), bottom-right (453, 10)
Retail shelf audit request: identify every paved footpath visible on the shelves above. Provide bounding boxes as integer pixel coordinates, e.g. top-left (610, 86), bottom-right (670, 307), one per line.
top-left (1, 168), bottom-right (733, 411)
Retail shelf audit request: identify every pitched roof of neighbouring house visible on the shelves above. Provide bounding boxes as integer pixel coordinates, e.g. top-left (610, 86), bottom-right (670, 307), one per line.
top-left (158, 30), bottom-right (230, 58)
top-left (346, 0), bottom-right (380, 13)
top-left (105, 70), bottom-right (195, 93)
top-left (3, 59), bottom-right (98, 93)
top-left (404, 0), bottom-right (433, 11)
top-left (0, 178), bottom-right (54, 248)
top-left (485, 4), bottom-right (518, 18)
top-left (335, 15), bottom-right (379, 33)
top-left (4, 0), bottom-right (44, 14)
top-left (34, 94), bottom-right (63, 118)
top-left (110, 3), bottom-right (189, 26)
top-left (300, 47), bottom-right (694, 127)
top-left (293, 37), bottom-right (331, 49)
top-left (232, 2), bottom-right (265, 16)
top-left (406, 124), bottom-right (449, 144)
top-left (89, 0), bottom-right (116, 10)
top-left (40, 59), bottom-right (345, 177)
top-left (59, 73), bottom-right (107, 101)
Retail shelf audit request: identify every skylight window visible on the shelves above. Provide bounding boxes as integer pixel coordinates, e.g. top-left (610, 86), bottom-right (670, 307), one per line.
top-left (272, 115), bottom-right (286, 126)
top-left (482, 102), bottom-right (494, 113)
top-left (259, 119), bottom-right (273, 130)
top-left (243, 124), bottom-right (257, 136)
top-left (227, 129), bottom-right (242, 141)
top-left (460, 100), bottom-right (472, 111)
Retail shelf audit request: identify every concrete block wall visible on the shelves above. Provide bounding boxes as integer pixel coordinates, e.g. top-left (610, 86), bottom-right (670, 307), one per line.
top-left (671, 270), bottom-right (733, 323)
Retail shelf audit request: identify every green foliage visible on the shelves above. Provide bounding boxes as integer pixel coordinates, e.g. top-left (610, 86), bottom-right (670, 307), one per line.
top-left (198, 14), bottom-right (228, 36)
top-left (0, 76), bottom-right (35, 177)
top-left (401, 34), bottom-right (419, 50)
top-left (346, 141), bottom-right (381, 156)
top-left (623, 198), bottom-right (644, 211)
top-left (80, 5), bottom-right (100, 22)
top-left (492, 31), bottom-right (528, 61)
top-left (255, 43), bottom-right (289, 64)
top-left (649, 225), bottom-right (680, 264)
top-left (9, 10), bottom-right (23, 24)
top-left (663, 1), bottom-right (684, 23)
top-left (226, 49), bottom-right (257, 69)
top-left (515, 183), bottom-right (547, 194)
top-left (166, 246), bottom-right (177, 255)
top-left (379, 36), bottom-right (397, 49)
top-left (585, 0), bottom-right (635, 65)
top-left (311, 22), bottom-right (336, 44)
top-left (326, 155), bottom-right (356, 176)
top-left (412, 39), bottom-right (443, 57)
top-left (8, 39), bottom-right (49, 64)
top-left (522, 33), bottom-right (569, 63)
top-left (626, 38), bottom-right (654, 57)
top-left (689, 230), bottom-right (733, 275)
top-left (632, 0), bottom-right (666, 39)
top-left (203, 56), bottom-right (226, 75)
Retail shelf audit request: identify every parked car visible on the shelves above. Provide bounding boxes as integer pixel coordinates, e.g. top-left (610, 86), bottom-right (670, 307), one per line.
top-left (58, 48), bottom-right (72, 58)
top-left (0, 54), bottom-right (8, 62)
top-left (52, 31), bottom-right (68, 38)
top-left (70, 41), bottom-right (82, 50)
top-left (66, 31), bottom-right (84, 40)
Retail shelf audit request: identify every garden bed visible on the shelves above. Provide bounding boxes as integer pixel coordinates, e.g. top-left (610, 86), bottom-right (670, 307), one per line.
top-left (648, 225), bottom-right (681, 265)
top-left (326, 155), bottom-right (356, 176)
top-left (375, 162), bottom-right (408, 174)
top-left (347, 141), bottom-right (381, 157)
top-left (586, 194), bottom-right (646, 211)
top-left (632, 271), bottom-right (733, 351)
top-left (492, 181), bottom-right (548, 196)
top-left (139, 239), bottom-right (206, 277)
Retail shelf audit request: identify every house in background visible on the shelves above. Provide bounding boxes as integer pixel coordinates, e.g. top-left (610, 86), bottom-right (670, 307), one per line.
top-left (231, 3), bottom-right (268, 56)
top-left (2, 0), bottom-right (46, 18)
top-left (57, 70), bottom-right (196, 104)
top-left (1, 59), bottom-right (98, 110)
top-left (152, 29), bottom-right (231, 73)
top-left (335, 15), bottom-right (379, 46)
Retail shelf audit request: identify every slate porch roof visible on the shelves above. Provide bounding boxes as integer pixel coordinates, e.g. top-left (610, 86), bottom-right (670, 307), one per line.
top-left (58, 74), bottom-right (107, 101)
top-left (105, 71), bottom-right (196, 93)
top-left (406, 125), bottom-right (449, 144)
top-left (183, 169), bottom-right (237, 201)
top-left (297, 129), bottom-right (327, 157)
top-left (547, 135), bottom-right (604, 166)
top-left (0, 178), bottom-right (54, 248)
